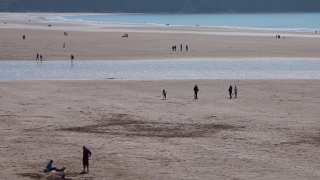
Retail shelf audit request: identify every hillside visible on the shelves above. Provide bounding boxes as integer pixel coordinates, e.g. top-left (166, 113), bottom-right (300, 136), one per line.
top-left (0, 0), bottom-right (320, 13)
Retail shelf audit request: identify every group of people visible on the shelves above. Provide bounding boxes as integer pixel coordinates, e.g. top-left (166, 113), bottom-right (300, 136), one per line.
top-left (172, 44), bottom-right (188, 51)
top-left (43, 146), bottom-right (92, 179)
top-left (63, 32), bottom-right (68, 36)
top-left (228, 85), bottom-right (238, 99)
top-left (122, 34), bottom-right (129, 38)
top-left (162, 85), bottom-right (238, 100)
top-left (36, 53), bottom-right (43, 61)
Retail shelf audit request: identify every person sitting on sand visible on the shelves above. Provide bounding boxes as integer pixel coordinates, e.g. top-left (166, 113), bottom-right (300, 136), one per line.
top-left (44, 160), bottom-right (59, 173)
top-left (162, 89), bottom-right (167, 100)
top-left (61, 167), bottom-right (66, 179)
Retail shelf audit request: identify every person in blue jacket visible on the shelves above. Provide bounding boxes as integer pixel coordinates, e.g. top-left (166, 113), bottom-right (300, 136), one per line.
top-left (44, 160), bottom-right (59, 173)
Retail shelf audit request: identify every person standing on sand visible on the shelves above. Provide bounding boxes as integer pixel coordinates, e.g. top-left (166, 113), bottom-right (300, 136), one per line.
top-left (180, 44), bottom-right (182, 51)
top-left (228, 85), bottom-right (233, 99)
top-left (70, 55), bottom-right (74, 62)
top-left (186, 45), bottom-right (188, 51)
top-left (162, 89), bottom-right (167, 100)
top-left (36, 53), bottom-right (39, 61)
top-left (194, 85), bottom-right (199, 99)
top-left (40, 55), bottom-right (43, 61)
top-left (63, 43), bottom-right (65, 48)
top-left (234, 86), bottom-right (238, 98)
top-left (82, 146), bottom-right (92, 173)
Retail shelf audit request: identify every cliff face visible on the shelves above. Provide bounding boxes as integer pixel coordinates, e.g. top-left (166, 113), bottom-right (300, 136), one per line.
top-left (1, 0), bottom-right (320, 13)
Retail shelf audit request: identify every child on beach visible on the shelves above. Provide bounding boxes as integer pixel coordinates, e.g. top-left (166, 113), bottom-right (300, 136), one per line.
top-left (162, 89), bottom-right (167, 100)
top-left (61, 167), bottom-right (66, 179)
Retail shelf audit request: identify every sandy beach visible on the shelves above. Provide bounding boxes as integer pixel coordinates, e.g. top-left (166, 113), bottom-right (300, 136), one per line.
top-left (0, 80), bottom-right (320, 180)
top-left (1, 13), bottom-right (320, 60)
top-left (1, 13), bottom-right (320, 180)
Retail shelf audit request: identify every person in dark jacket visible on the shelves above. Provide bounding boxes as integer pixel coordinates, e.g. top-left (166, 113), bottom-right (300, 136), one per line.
top-left (82, 146), bottom-right (92, 173)
top-left (228, 85), bottom-right (233, 99)
top-left (194, 85), bottom-right (199, 99)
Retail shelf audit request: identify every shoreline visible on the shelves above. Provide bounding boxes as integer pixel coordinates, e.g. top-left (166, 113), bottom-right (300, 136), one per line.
top-left (2, 12), bottom-right (320, 33)
top-left (2, 12), bottom-right (320, 34)
top-left (1, 13), bottom-right (320, 60)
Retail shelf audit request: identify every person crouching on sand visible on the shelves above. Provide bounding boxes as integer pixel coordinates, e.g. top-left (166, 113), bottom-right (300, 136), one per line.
top-left (44, 160), bottom-right (60, 173)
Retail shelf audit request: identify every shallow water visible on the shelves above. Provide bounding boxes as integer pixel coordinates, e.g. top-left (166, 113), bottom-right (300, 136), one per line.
top-left (0, 59), bottom-right (319, 81)
top-left (49, 13), bottom-right (320, 32)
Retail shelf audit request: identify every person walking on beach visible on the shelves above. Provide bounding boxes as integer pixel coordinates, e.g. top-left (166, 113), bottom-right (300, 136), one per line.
top-left (36, 53), bottom-right (39, 61)
top-left (234, 86), bottom-right (238, 98)
top-left (63, 43), bottom-right (65, 48)
top-left (180, 44), bottom-right (183, 51)
top-left (186, 45), bottom-right (188, 51)
top-left (22, 35), bottom-right (25, 40)
top-left (82, 146), bottom-right (92, 173)
top-left (228, 85), bottom-right (233, 99)
top-left (70, 55), bottom-right (74, 62)
top-left (194, 85), bottom-right (199, 99)
top-left (40, 55), bottom-right (43, 61)
top-left (162, 89), bottom-right (167, 100)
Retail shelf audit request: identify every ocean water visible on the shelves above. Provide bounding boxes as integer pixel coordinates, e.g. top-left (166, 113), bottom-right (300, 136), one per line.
top-left (48, 13), bottom-right (320, 31)
top-left (0, 59), bottom-right (319, 81)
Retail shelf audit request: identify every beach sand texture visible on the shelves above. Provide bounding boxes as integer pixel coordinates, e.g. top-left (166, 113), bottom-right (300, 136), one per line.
top-left (1, 80), bottom-right (320, 180)
top-left (1, 13), bottom-right (320, 180)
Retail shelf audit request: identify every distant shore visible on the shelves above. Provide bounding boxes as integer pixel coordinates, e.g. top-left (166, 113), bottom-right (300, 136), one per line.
top-left (0, 13), bottom-right (320, 61)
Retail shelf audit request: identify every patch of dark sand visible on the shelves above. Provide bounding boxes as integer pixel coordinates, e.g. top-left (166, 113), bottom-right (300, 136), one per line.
top-left (17, 173), bottom-right (44, 179)
top-left (61, 114), bottom-right (242, 138)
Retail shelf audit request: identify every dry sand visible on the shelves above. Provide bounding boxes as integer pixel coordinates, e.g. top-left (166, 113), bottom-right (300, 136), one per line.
top-left (1, 80), bottom-right (320, 180)
top-left (1, 13), bottom-right (320, 60)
